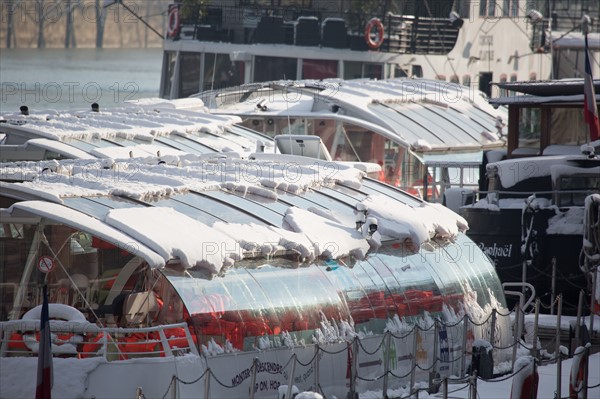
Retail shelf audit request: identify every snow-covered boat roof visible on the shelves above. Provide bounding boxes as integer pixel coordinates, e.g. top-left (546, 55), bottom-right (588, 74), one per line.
top-left (0, 154), bottom-right (468, 275)
top-left (0, 100), bottom-right (273, 161)
top-left (200, 78), bottom-right (507, 153)
top-left (487, 154), bottom-right (600, 188)
top-left (490, 79), bottom-right (600, 105)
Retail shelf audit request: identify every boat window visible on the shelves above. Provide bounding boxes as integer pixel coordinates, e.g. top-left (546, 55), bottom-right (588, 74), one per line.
top-left (254, 56), bottom-right (297, 83)
top-left (180, 52), bottom-right (201, 98)
top-left (175, 192), bottom-right (268, 225)
top-left (556, 174), bottom-right (600, 206)
top-left (155, 135), bottom-right (215, 154)
top-left (517, 108), bottom-right (541, 150)
top-left (203, 54), bottom-right (243, 92)
top-left (62, 196), bottom-right (147, 219)
top-left (360, 178), bottom-right (424, 207)
top-left (228, 124), bottom-right (272, 143)
top-left (302, 59), bottom-right (338, 80)
top-left (62, 137), bottom-right (116, 152)
top-left (231, 191), bottom-right (290, 215)
top-left (549, 108), bottom-right (589, 145)
top-left (314, 187), bottom-right (363, 207)
top-left (301, 190), bottom-right (355, 215)
top-left (62, 197), bottom-right (113, 219)
top-left (202, 191), bottom-right (283, 226)
top-left (161, 51), bottom-right (177, 98)
top-left (152, 197), bottom-right (224, 225)
top-left (1, 221), bottom-right (146, 325)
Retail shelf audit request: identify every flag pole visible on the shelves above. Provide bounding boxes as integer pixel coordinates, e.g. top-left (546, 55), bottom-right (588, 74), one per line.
top-left (582, 15), bottom-right (600, 144)
top-left (35, 284), bottom-right (53, 399)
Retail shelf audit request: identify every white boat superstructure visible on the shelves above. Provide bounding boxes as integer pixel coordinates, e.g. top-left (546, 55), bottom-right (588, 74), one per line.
top-left (0, 153), bottom-right (513, 398)
top-left (0, 99), bottom-right (274, 162)
top-left (159, 0), bottom-right (599, 100)
top-left (200, 78), bottom-right (506, 201)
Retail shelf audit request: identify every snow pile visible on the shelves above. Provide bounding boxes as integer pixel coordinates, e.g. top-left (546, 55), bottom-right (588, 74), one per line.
top-left (358, 194), bottom-right (468, 245)
top-left (105, 207), bottom-right (240, 273)
top-left (284, 207), bottom-right (369, 259)
top-left (213, 221), bottom-right (315, 261)
top-left (546, 207), bottom-right (585, 235)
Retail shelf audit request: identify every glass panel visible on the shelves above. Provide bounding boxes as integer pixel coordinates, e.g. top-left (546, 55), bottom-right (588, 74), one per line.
top-left (180, 52), bottom-right (201, 98)
top-left (152, 197), bottom-right (223, 225)
top-left (518, 108), bottom-right (541, 149)
top-left (174, 193), bottom-right (266, 225)
top-left (343, 61), bottom-right (362, 79)
top-left (360, 178), bottom-right (423, 207)
top-left (161, 51), bottom-right (177, 97)
top-left (86, 196), bottom-right (148, 210)
top-left (364, 63), bottom-right (383, 79)
top-left (302, 59), bottom-right (338, 79)
top-left (254, 56), bottom-right (297, 82)
top-left (62, 197), bottom-right (113, 219)
top-left (2, 222), bottom-right (142, 325)
top-left (203, 191), bottom-right (284, 226)
top-left (203, 54), bottom-right (244, 92)
top-left (155, 135), bottom-right (214, 154)
top-left (549, 108), bottom-right (588, 145)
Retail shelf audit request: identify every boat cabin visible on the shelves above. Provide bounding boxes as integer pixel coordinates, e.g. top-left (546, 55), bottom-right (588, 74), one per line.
top-left (1, 154), bottom-right (512, 398)
top-left (201, 78), bottom-right (506, 201)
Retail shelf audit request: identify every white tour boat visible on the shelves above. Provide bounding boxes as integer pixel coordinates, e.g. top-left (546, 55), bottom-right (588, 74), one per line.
top-left (1, 152), bottom-right (513, 398)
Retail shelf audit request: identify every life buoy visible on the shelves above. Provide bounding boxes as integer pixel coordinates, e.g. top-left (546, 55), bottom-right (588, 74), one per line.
top-left (365, 18), bottom-right (384, 49)
top-left (569, 346), bottom-right (588, 399)
top-left (167, 6), bottom-right (180, 39)
top-left (20, 304), bottom-right (89, 354)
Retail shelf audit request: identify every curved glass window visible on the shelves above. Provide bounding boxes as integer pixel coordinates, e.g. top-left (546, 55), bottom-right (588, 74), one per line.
top-left (155, 135), bottom-right (215, 154)
top-left (162, 232), bottom-right (505, 351)
top-left (62, 196), bottom-right (147, 219)
top-left (204, 191), bottom-right (283, 226)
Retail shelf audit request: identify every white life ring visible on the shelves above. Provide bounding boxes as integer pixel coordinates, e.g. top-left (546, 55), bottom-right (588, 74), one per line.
top-left (21, 304), bottom-right (88, 354)
top-left (167, 7), bottom-right (180, 39)
top-left (365, 18), bottom-right (384, 50)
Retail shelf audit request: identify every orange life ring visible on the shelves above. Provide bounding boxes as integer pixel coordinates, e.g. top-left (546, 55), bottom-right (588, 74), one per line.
top-left (569, 347), bottom-right (587, 399)
top-left (167, 6), bottom-right (180, 39)
top-left (365, 18), bottom-right (384, 49)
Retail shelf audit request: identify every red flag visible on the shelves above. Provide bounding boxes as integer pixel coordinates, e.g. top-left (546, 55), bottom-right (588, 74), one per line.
top-left (36, 285), bottom-right (53, 399)
top-left (584, 34), bottom-right (600, 141)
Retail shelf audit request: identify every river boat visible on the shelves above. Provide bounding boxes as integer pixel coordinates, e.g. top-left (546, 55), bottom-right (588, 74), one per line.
top-left (159, 0), bottom-right (599, 100)
top-left (460, 79), bottom-right (600, 315)
top-left (0, 152), bottom-right (513, 398)
top-left (199, 77), bottom-right (506, 200)
top-left (0, 99), bottom-right (273, 162)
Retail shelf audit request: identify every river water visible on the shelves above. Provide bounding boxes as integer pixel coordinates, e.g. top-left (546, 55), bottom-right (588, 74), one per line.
top-left (0, 48), bottom-right (163, 113)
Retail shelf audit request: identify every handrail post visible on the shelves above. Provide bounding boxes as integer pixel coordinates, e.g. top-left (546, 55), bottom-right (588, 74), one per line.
top-left (556, 295), bottom-right (563, 399)
top-left (249, 358), bottom-right (258, 399)
top-left (204, 368), bottom-right (211, 399)
top-left (531, 298), bottom-right (540, 360)
top-left (489, 309), bottom-right (497, 358)
top-left (512, 305), bottom-right (520, 369)
top-left (461, 315), bottom-right (468, 377)
top-left (171, 375), bottom-right (177, 399)
top-left (383, 332), bottom-right (390, 399)
top-left (470, 370), bottom-right (477, 399)
top-left (286, 353), bottom-right (296, 399)
top-left (410, 328), bottom-right (417, 392)
top-left (430, 320), bottom-right (439, 393)
top-left (314, 344), bottom-right (320, 394)
top-left (583, 344), bottom-right (589, 399)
